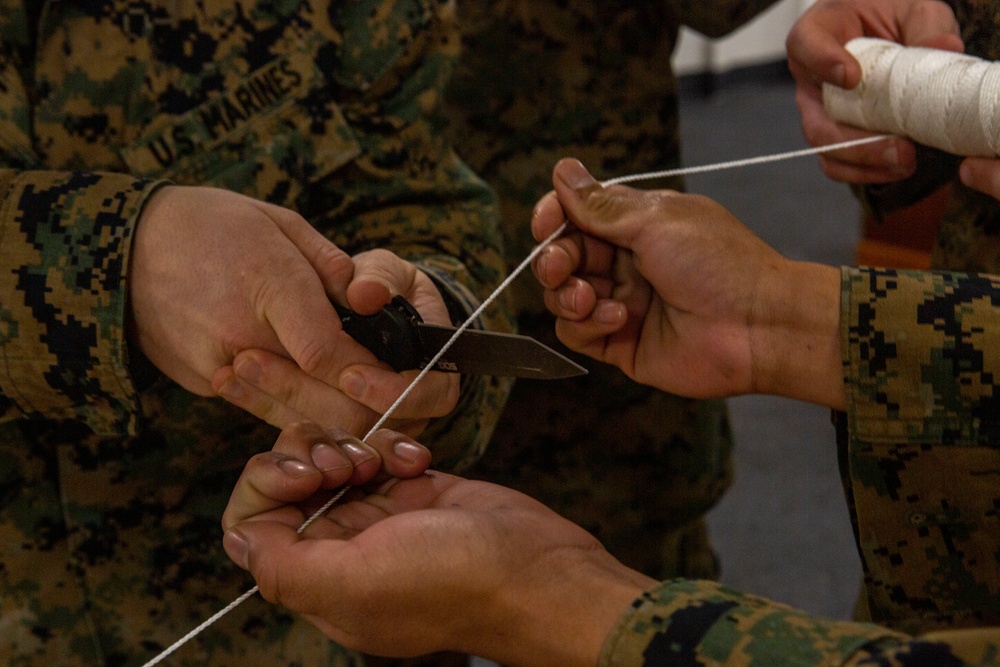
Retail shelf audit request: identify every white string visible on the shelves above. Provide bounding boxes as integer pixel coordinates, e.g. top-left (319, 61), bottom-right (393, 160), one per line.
top-left (139, 132), bottom-right (893, 666)
top-left (603, 134), bottom-right (891, 185)
top-left (824, 37), bottom-right (1000, 157)
top-left (141, 586), bottom-right (261, 667)
top-left (140, 222), bottom-right (572, 667)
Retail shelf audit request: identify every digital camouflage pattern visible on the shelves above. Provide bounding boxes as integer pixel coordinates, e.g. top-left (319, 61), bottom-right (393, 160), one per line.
top-left (598, 267), bottom-right (1000, 665)
top-left (841, 268), bottom-right (1000, 634)
top-left (0, 0), bottom-right (511, 664)
top-left (847, 0), bottom-right (1000, 637)
top-left (443, 0), bottom-right (779, 581)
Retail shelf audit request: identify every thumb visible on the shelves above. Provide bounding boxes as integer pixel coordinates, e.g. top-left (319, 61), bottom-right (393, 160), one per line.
top-left (224, 520), bottom-right (300, 575)
top-left (226, 520), bottom-right (349, 613)
top-left (550, 158), bottom-right (650, 248)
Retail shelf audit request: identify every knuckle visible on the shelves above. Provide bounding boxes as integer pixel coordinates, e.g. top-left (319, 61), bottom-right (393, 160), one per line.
top-left (314, 243), bottom-right (354, 280)
top-left (284, 420), bottom-right (320, 440)
top-left (295, 337), bottom-right (330, 376)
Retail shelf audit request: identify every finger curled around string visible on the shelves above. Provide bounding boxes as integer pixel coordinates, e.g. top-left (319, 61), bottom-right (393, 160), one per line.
top-left (222, 422), bottom-right (364, 531)
top-left (222, 422), bottom-right (431, 531)
top-left (533, 242), bottom-right (581, 290)
top-left (542, 276), bottom-right (597, 321)
top-left (533, 229), bottom-right (617, 293)
top-left (553, 301), bottom-right (628, 351)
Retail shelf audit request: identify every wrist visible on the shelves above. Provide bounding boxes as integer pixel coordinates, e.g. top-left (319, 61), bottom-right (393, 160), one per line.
top-left (749, 260), bottom-right (846, 410)
top-left (464, 550), bottom-right (655, 667)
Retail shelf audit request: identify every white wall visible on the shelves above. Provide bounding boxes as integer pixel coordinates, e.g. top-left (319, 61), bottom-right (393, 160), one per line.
top-left (672, 0), bottom-right (817, 75)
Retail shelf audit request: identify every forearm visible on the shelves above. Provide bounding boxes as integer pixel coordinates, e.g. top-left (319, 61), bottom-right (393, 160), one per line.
top-left (750, 259), bottom-right (846, 410)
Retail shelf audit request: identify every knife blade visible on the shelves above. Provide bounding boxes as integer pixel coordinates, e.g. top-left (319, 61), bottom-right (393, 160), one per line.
top-left (333, 295), bottom-right (587, 379)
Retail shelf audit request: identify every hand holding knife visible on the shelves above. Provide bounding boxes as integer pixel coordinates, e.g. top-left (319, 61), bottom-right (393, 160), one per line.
top-left (334, 295), bottom-right (587, 380)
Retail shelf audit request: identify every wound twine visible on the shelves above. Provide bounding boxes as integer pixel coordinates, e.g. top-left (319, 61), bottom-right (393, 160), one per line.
top-left (824, 37), bottom-right (1000, 157)
top-left (140, 132), bottom-right (891, 667)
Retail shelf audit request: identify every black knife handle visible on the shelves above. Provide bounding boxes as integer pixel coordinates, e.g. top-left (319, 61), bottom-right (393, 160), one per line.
top-left (333, 295), bottom-right (425, 372)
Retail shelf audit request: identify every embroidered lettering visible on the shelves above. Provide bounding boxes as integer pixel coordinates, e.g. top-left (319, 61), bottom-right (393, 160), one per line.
top-left (121, 49), bottom-right (324, 176)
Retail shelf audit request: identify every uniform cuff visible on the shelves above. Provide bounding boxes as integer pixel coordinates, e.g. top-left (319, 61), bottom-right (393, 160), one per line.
top-left (0, 171), bottom-right (167, 435)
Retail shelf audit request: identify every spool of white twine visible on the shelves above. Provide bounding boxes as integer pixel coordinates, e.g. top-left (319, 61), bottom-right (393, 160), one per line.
top-left (823, 37), bottom-right (1000, 157)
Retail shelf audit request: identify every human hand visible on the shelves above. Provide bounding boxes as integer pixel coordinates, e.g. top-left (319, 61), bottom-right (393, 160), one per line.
top-left (221, 420), bottom-right (432, 533)
top-left (223, 448), bottom-right (653, 666)
top-left (212, 249), bottom-right (460, 437)
top-left (129, 184), bottom-right (362, 393)
top-left (786, 0), bottom-right (962, 183)
top-left (532, 159), bottom-right (846, 410)
top-left (130, 185), bottom-right (458, 437)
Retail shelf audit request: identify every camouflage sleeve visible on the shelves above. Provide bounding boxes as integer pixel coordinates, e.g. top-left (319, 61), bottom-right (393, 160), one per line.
top-left (674, 0), bottom-right (783, 38)
top-left (599, 580), bottom-right (903, 666)
top-left (0, 5), bottom-right (168, 435)
top-left (599, 580), bottom-right (1000, 666)
top-left (0, 169), bottom-right (165, 435)
top-left (840, 267), bottom-right (1000, 439)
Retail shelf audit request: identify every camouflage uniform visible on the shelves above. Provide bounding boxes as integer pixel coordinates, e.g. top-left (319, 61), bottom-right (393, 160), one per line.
top-left (0, 1), bottom-right (511, 664)
top-left (443, 0), bottom-right (779, 579)
top-left (855, 0), bottom-right (1000, 627)
top-left (599, 267), bottom-right (1000, 665)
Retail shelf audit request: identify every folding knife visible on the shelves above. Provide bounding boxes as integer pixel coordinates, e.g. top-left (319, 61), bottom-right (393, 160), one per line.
top-left (334, 295), bottom-right (587, 379)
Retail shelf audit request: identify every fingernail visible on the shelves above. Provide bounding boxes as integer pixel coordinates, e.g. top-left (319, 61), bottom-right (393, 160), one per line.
top-left (235, 359), bottom-right (262, 383)
top-left (558, 286), bottom-right (578, 313)
top-left (342, 440), bottom-right (376, 465)
top-left (830, 63), bottom-right (846, 88)
top-left (217, 377), bottom-right (246, 401)
top-left (312, 443), bottom-right (351, 472)
top-left (223, 529), bottom-right (249, 570)
top-left (557, 159), bottom-right (597, 190)
top-left (393, 440), bottom-right (425, 464)
top-left (536, 248), bottom-right (551, 277)
top-left (882, 145), bottom-right (899, 167)
top-left (340, 371), bottom-right (366, 399)
top-left (594, 300), bottom-right (626, 325)
top-left (279, 457), bottom-right (317, 479)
